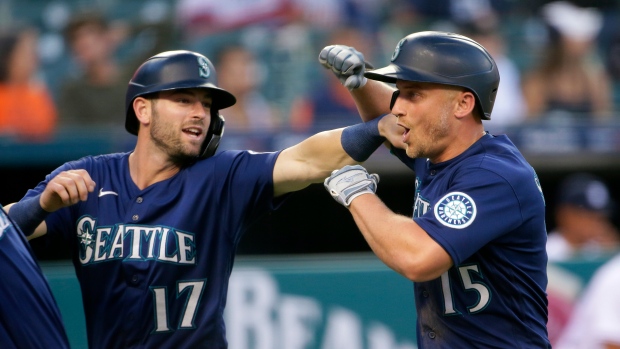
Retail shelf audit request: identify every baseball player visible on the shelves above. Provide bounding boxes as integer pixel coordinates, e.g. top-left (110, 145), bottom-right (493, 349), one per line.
top-left (5, 50), bottom-right (384, 348)
top-left (320, 32), bottom-right (550, 348)
top-left (0, 205), bottom-right (70, 348)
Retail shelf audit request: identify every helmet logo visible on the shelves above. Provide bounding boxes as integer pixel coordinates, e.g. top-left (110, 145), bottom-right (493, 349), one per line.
top-left (391, 38), bottom-right (406, 62)
top-left (198, 56), bottom-right (211, 79)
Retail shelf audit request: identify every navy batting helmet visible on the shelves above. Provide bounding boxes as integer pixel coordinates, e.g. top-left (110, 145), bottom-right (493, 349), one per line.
top-left (125, 50), bottom-right (236, 157)
top-left (365, 31), bottom-right (500, 120)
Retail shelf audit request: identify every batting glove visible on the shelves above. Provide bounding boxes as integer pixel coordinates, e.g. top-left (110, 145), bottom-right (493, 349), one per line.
top-left (319, 45), bottom-right (369, 90)
top-left (324, 165), bottom-right (380, 207)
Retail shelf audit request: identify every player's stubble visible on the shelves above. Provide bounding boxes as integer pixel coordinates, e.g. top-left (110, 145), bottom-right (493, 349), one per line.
top-left (405, 98), bottom-right (452, 160)
top-left (149, 99), bottom-right (204, 163)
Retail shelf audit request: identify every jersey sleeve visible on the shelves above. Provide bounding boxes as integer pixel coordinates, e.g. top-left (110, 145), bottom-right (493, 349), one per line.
top-left (209, 150), bottom-right (284, 243)
top-left (0, 208), bottom-right (70, 348)
top-left (414, 167), bottom-right (523, 265)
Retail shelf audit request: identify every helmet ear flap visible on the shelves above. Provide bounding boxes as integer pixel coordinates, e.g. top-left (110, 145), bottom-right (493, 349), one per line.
top-left (201, 110), bottom-right (225, 158)
top-left (389, 90), bottom-right (400, 110)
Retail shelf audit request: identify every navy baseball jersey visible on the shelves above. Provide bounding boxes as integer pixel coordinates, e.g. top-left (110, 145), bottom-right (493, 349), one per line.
top-left (393, 133), bottom-right (550, 348)
top-left (0, 206), bottom-right (70, 349)
top-left (21, 150), bottom-right (284, 348)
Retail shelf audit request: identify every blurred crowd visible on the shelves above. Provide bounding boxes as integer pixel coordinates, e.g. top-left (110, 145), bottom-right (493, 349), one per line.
top-left (0, 0), bottom-right (619, 142)
top-left (545, 172), bottom-right (620, 348)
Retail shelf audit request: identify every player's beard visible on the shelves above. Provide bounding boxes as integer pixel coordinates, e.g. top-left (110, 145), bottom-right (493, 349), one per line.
top-left (150, 102), bottom-right (202, 163)
top-left (405, 103), bottom-right (451, 160)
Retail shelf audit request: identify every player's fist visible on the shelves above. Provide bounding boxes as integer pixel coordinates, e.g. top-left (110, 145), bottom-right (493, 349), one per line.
top-left (324, 165), bottom-right (379, 207)
top-left (41, 169), bottom-right (96, 212)
top-left (318, 45), bottom-right (368, 90)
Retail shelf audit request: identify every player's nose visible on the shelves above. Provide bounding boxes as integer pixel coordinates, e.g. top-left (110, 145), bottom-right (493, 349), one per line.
top-left (190, 101), bottom-right (209, 119)
top-left (391, 101), bottom-right (406, 119)
top-left (389, 90), bottom-right (407, 119)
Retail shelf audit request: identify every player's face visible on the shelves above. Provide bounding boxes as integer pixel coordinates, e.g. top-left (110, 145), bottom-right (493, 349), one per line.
top-left (149, 89), bottom-right (213, 161)
top-left (391, 81), bottom-right (461, 161)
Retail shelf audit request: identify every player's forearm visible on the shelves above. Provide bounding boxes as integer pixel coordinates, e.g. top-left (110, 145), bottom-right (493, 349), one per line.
top-left (349, 194), bottom-right (452, 282)
top-left (5, 199), bottom-right (49, 238)
top-left (273, 129), bottom-right (356, 196)
top-left (274, 121), bottom-right (389, 196)
top-left (350, 80), bottom-right (395, 122)
top-left (296, 128), bottom-right (356, 179)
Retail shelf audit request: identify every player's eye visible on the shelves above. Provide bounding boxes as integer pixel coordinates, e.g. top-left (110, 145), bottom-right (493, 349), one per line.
top-left (402, 90), bottom-right (421, 101)
top-left (398, 91), bottom-right (411, 101)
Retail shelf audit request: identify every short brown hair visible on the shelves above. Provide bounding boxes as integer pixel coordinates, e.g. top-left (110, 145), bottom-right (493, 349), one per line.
top-left (63, 11), bottom-right (108, 43)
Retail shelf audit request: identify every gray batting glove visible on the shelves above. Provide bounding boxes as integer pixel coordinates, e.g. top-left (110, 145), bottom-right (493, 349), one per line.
top-left (324, 165), bottom-right (379, 207)
top-left (319, 45), bottom-right (368, 90)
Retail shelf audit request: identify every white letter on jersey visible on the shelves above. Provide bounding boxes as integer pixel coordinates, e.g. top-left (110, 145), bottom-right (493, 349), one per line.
top-left (109, 228), bottom-right (124, 258)
top-left (93, 227), bottom-right (112, 262)
top-left (123, 225), bottom-right (143, 259)
top-left (177, 231), bottom-right (196, 264)
top-left (158, 228), bottom-right (178, 263)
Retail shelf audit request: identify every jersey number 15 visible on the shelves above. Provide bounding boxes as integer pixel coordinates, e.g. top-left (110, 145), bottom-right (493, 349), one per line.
top-left (441, 264), bottom-right (491, 315)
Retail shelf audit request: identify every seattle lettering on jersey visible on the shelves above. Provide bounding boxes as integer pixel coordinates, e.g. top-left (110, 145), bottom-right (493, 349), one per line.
top-left (76, 216), bottom-right (197, 265)
top-left (413, 177), bottom-right (431, 218)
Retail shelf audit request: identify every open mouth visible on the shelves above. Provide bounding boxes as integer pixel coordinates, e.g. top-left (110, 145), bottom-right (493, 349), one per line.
top-left (399, 123), bottom-right (410, 142)
top-left (183, 127), bottom-right (203, 139)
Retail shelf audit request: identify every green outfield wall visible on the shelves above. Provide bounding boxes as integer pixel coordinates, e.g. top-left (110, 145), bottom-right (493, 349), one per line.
top-left (41, 253), bottom-right (613, 349)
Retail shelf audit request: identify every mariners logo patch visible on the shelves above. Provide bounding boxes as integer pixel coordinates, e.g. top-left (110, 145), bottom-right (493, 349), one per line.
top-left (197, 56), bottom-right (210, 79)
top-left (391, 38), bottom-right (406, 62)
top-left (434, 192), bottom-right (476, 229)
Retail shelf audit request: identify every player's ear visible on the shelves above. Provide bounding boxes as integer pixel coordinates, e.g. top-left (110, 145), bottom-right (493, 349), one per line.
top-left (133, 96), bottom-right (151, 126)
top-left (454, 90), bottom-right (476, 119)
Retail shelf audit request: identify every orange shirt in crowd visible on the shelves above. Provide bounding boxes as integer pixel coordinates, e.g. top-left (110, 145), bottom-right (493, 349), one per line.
top-left (0, 83), bottom-right (56, 141)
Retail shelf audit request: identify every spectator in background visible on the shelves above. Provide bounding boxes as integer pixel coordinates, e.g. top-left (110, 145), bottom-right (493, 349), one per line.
top-left (605, 23), bottom-right (620, 104)
top-left (404, 0), bottom-right (516, 23)
top-left (553, 250), bottom-right (620, 349)
top-left (57, 10), bottom-right (174, 130)
top-left (521, 1), bottom-right (613, 122)
top-left (57, 11), bottom-right (129, 129)
top-left (545, 172), bottom-right (619, 345)
top-left (458, 15), bottom-right (527, 131)
top-left (289, 26), bottom-right (374, 131)
top-left (547, 172), bottom-right (620, 262)
top-left (0, 25), bottom-right (57, 141)
top-left (375, 0), bottom-right (430, 64)
top-left (213, 44), bottom-right (280, 132)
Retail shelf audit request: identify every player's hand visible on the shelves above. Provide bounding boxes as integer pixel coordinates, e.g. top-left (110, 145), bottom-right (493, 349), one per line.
top-left (40, 169), bottom-right (96, 212)
top-left (319, 45), bottom-right (369, 90)
top-left (380, 113), bottom-right (407, 150)
top-left (324, 165), bottom-right (379, 207)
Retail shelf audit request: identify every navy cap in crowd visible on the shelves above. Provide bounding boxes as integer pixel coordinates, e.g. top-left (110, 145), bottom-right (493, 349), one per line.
top-left (556, 173), bottom-right (613, 215)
